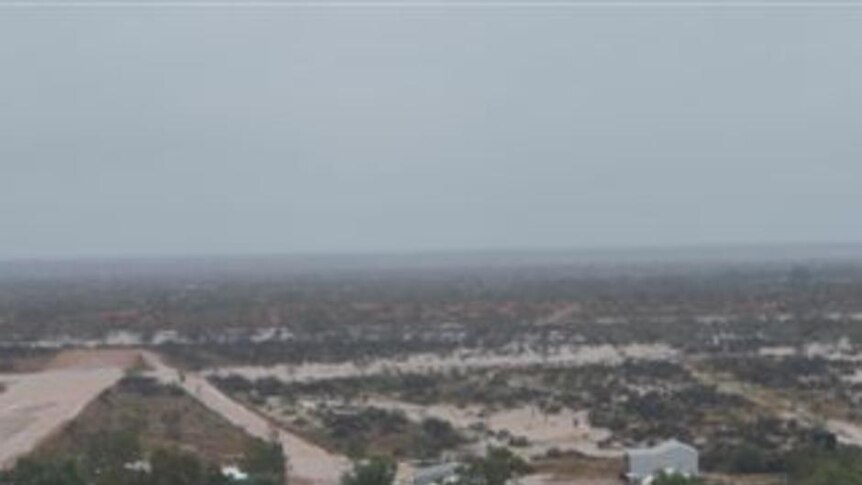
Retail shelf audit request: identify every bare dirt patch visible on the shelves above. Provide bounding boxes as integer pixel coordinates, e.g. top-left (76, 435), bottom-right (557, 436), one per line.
top-left (526, 453), bottom-right (622, 484)
top-left (365, 398), bottom-right (620, 458)
top-left (45, 348), bottom-right (141, 370)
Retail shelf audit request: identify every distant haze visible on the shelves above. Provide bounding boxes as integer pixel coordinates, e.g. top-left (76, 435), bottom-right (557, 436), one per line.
top-left (1, 6), bottom-right (860, 258)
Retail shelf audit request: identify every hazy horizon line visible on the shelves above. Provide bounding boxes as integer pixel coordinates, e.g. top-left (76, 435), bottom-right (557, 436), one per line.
top-left (5, 240), bottom-right (862, 264)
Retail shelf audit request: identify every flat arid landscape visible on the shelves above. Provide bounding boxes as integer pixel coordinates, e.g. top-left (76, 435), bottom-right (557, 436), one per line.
top-left (2, 0), bottom-right (859, 481)
top-left (3, 250), bottom-right (862, 484)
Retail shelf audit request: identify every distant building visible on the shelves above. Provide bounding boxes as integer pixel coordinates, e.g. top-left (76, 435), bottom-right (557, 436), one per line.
top-left (413, 462), bottom-right (461, 485)
top-left (625, 439), bottom-right (698, 483)
top-left (221, 465), bottom-right (249, 481)
top-left (123, 460), bottom-right (151, 473)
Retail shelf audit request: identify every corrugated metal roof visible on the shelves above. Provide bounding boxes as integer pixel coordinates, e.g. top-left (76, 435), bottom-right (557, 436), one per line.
top-left (627, 439), bottom-right (696, 458)
top-left (626, 439), bottom-right (699, 479)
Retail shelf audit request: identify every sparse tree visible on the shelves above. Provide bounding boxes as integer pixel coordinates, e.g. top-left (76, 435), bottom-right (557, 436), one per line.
top-left (340, 456), bottom-right (397, 485)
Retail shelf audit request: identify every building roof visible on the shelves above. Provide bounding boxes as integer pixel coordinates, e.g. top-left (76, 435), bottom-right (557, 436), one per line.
top-left (221, 465), bottom-right (249, 481)
top-left (626, 439), bottom-right (697, 458)
top-left (413, 462), bottom-right (460, 485)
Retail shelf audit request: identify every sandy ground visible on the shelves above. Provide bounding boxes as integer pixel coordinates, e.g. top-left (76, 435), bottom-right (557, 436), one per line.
top-left (141, 352), bottom-right (350, 485)
top-left (44, 349), bottom-right (141, 370)
top-left (0, 350), bottom-right (134, 468)
top-left (209, 344), bottom-right (676, 383)
top-left (362, 398), bottom-right (621, 459)
top-left (686, 359), bottom-right (862, 449)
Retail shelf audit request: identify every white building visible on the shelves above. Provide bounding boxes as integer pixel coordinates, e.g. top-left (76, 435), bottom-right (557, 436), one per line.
top-left (413, 462), bottom-right (461, 485)
top-left (221, 465), bottom-right (249, 481)
top-left (625, 439), bottom-right (698, 483)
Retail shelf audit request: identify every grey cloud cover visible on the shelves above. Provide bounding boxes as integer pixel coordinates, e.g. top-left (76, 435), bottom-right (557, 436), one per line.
top-left (1, 6), bottom-right (860, 257)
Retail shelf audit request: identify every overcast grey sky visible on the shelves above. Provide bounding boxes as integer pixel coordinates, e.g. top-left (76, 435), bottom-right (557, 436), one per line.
top-left (0, 5), bottom-right (860, 258)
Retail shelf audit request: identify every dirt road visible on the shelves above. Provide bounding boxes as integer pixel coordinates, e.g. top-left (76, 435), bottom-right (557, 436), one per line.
top-left (0, 349), bottom-right (349, 483)
top-left (141, 351), bottom-right (350, 485)
top-left (0, 358), bottom-right (127, 468)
